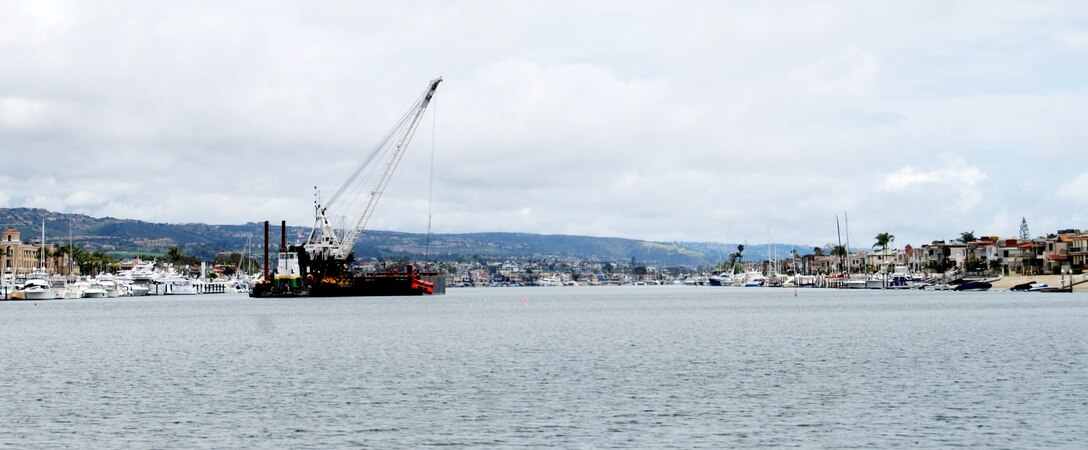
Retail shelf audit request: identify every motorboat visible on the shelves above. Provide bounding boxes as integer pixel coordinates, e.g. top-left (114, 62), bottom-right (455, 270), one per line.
top-left (12, 275), bottom-right (54, 300)
top-left (866, 267), bottom-right (925, 289)
top-left (97, 278), bottom-right (122, 297)
top-left (61, 281), bottom-right (82, 299)
top-left (708, 272), bottom-right (734, 286)
top-left (12, 224), bottom-right (54, 300)
top-left (844, 274), bottom-right (868, 289)
top-left (782, 275), bottom-right (817, 288)
top-left (954, 280), bottom-right (992, 291)
top-left (82, 282), bottom-right (108, 298)
top-left (163, 277), bottom-right (199, 295)
top-left (536, 277), bottom-right (560, 287)
top-left (49, 275), bottom-right (68, 299)
top-left (129, 284), bottom-right (150, 296)
top-left (739, 271), bottom-right (766, 287)
top-left (1010, 281), bottom-right (1051, 291)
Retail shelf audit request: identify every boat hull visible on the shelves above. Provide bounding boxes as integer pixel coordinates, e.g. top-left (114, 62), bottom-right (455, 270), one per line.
top-left (165, 285), bottom-right (198, 295)
top-left (954, 281), bottom-right (992, 291)
top-left (19, 289), bottom-right (54, 300)
top-left (251, 273), bottom-right (444, 298)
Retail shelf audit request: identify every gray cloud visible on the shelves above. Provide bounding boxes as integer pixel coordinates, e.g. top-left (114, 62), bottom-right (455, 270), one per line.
top-left (1, 1), bottom-right (1085, 248)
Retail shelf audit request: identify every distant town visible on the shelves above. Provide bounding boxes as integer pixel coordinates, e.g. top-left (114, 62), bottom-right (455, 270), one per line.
top-left (2, 211), bottom-right (1085, 290)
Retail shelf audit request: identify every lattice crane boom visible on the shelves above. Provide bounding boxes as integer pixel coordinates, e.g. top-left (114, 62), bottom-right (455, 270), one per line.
top-left (304, 77), bottom-right (442, 261)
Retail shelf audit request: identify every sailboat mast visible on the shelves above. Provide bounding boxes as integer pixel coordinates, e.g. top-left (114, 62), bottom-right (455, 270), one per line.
top-left (68, 221), bottom-right (73, 279)
top-left (40, 220), bottom-right (46, 272)
top-left (844, 211), bottom-right (851, 274)
top-left (836, 215), bottom-right (843, 273)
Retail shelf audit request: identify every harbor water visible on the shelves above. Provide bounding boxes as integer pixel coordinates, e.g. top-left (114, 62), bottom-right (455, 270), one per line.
top-left (1, 286), bottom-right (1086, 447)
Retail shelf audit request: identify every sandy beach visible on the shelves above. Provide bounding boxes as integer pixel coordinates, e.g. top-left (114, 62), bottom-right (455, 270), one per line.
top-left (987, 274), bottom-right (1087, 291)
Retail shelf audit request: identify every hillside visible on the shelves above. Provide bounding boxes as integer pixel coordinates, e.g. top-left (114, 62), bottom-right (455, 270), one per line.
top-left (0, 208), bottom-right (813, 267)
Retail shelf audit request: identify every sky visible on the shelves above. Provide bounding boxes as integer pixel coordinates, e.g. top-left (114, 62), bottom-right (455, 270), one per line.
top-left (1, 1), bottom-right (1086, 249)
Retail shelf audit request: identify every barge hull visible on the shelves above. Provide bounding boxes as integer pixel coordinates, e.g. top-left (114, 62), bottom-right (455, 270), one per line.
top-left (250, 273), bottom-right (445, 298)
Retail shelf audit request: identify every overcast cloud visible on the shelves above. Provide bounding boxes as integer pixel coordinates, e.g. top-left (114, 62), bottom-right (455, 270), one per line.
top-left (1, 1), bottom-right (1085, 248)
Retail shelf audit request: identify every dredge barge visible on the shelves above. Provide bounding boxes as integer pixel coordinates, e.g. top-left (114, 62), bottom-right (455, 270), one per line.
top-left (249, 221), bottom-right (442, 297)
top-left (251, 77), bottom-right (444, 298)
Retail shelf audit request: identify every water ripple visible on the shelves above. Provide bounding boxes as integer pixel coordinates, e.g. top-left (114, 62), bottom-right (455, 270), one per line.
top-left (1, 288), bottom-right (1086, 447)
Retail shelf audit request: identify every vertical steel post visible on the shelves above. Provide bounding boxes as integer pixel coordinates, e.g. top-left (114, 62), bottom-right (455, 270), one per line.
top-left (263, 221), bottom-right (270, 282)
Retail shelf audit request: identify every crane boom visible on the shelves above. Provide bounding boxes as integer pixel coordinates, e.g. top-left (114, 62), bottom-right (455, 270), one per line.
top-left (304, 77), bottom-right (442, 261)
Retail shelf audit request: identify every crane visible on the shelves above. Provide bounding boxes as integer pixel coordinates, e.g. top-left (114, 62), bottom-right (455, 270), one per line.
top-left (303, 77), bottom-right (442, 265)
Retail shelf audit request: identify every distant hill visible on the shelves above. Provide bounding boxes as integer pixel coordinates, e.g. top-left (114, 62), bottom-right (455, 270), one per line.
top-left (0, 208), bottom-right (814, 267)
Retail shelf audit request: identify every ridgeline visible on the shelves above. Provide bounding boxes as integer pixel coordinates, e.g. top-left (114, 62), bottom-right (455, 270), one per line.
top-left (1, 208), bottom-right (812, 267)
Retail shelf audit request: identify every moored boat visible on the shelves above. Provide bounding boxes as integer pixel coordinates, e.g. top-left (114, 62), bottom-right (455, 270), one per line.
top-left (82, 282), bottom-right (108, 298)
top-left (954, 280), bottom-right (992, 291)
top-left (12, 276), bottom-right (54, 300)
top-left (163, 277), bottom-right (199, 295)
top-left (12, 224), bottom-right (55, 300)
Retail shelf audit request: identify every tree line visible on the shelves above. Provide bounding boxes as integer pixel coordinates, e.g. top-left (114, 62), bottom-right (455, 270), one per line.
top-left (46, 244), bottom-right (254, 278)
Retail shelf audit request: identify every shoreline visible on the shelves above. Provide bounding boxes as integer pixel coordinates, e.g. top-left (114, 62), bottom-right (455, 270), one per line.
top-left (986, 274), bottom-right (1085, 291)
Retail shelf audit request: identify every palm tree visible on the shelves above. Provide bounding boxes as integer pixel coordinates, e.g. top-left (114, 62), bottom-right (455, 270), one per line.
top-left (959, 231), bottom-right (976, 244)
top-left (873, 232), bottom-right (895, 281)
top-left (165, 246), bottom-right (184, 264)
top-left (49, 246), bottom-right (70, 274)
top-left (831, 245), bottom-right (848, 273)
top-left (735, 244), bottom-right (745, 273)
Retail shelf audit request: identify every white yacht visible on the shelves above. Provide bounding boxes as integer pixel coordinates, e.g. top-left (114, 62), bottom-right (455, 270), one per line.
top-left (12, 273), bottom-right (54, 300)
top-left (709, 272), bottom-right (734, 286)
top-left (82, 281), bottom-right (108, 298)
top-left (61, 280), bottom-right (83, 299)
top-left (12, 223), bottom-right (54, 300)
top-left (865, 266), bottom-right (924, 289)
top-left (163, 276), bottom-right (199, 295)
top-left (1, 269), bottom-right (14, 298)
top-left (844, 274), bottom-right (869, 289)
top-left (96, 277), bottom-right (122, 297)
top-left (225, 278), bottom-right (251, 294)
top-left (536, 277), bottom-right (560, 287)
top-left (738, 271), bottom-right (766, 287)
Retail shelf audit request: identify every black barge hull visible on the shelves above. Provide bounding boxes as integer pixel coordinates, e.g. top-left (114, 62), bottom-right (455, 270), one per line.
top-left (250, 273), bottom-right (445, 298)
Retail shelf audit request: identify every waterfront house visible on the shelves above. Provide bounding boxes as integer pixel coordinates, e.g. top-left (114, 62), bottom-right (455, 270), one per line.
top-left (1070, 233), bottom-right (1088, 272)
top-left (1043, 234), bottom-right (1074, 274)
top-left (1019, 240), bottom-right (1046, 275)
top-left (964, 237), bottom-right (1000, 272)
top-left (995, 239), bottom-right (1022, 275)
top-left (864, 248), bottom-right (908, 272)
top-left (921, 241), bottom-right (967, 273)
top-left (799, 254), bottom-right (838, 275)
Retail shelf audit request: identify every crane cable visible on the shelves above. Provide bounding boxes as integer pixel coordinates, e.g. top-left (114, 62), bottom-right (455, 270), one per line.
top-left (425, 97), bottom-right (436, 259)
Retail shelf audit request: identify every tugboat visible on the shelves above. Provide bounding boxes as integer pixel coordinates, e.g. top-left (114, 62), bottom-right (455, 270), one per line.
top-left (251, 77), bottom-right (444, 298)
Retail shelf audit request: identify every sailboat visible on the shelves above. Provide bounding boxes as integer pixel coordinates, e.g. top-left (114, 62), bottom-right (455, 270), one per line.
top-left (61, 220), bottom-right (82, 298)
